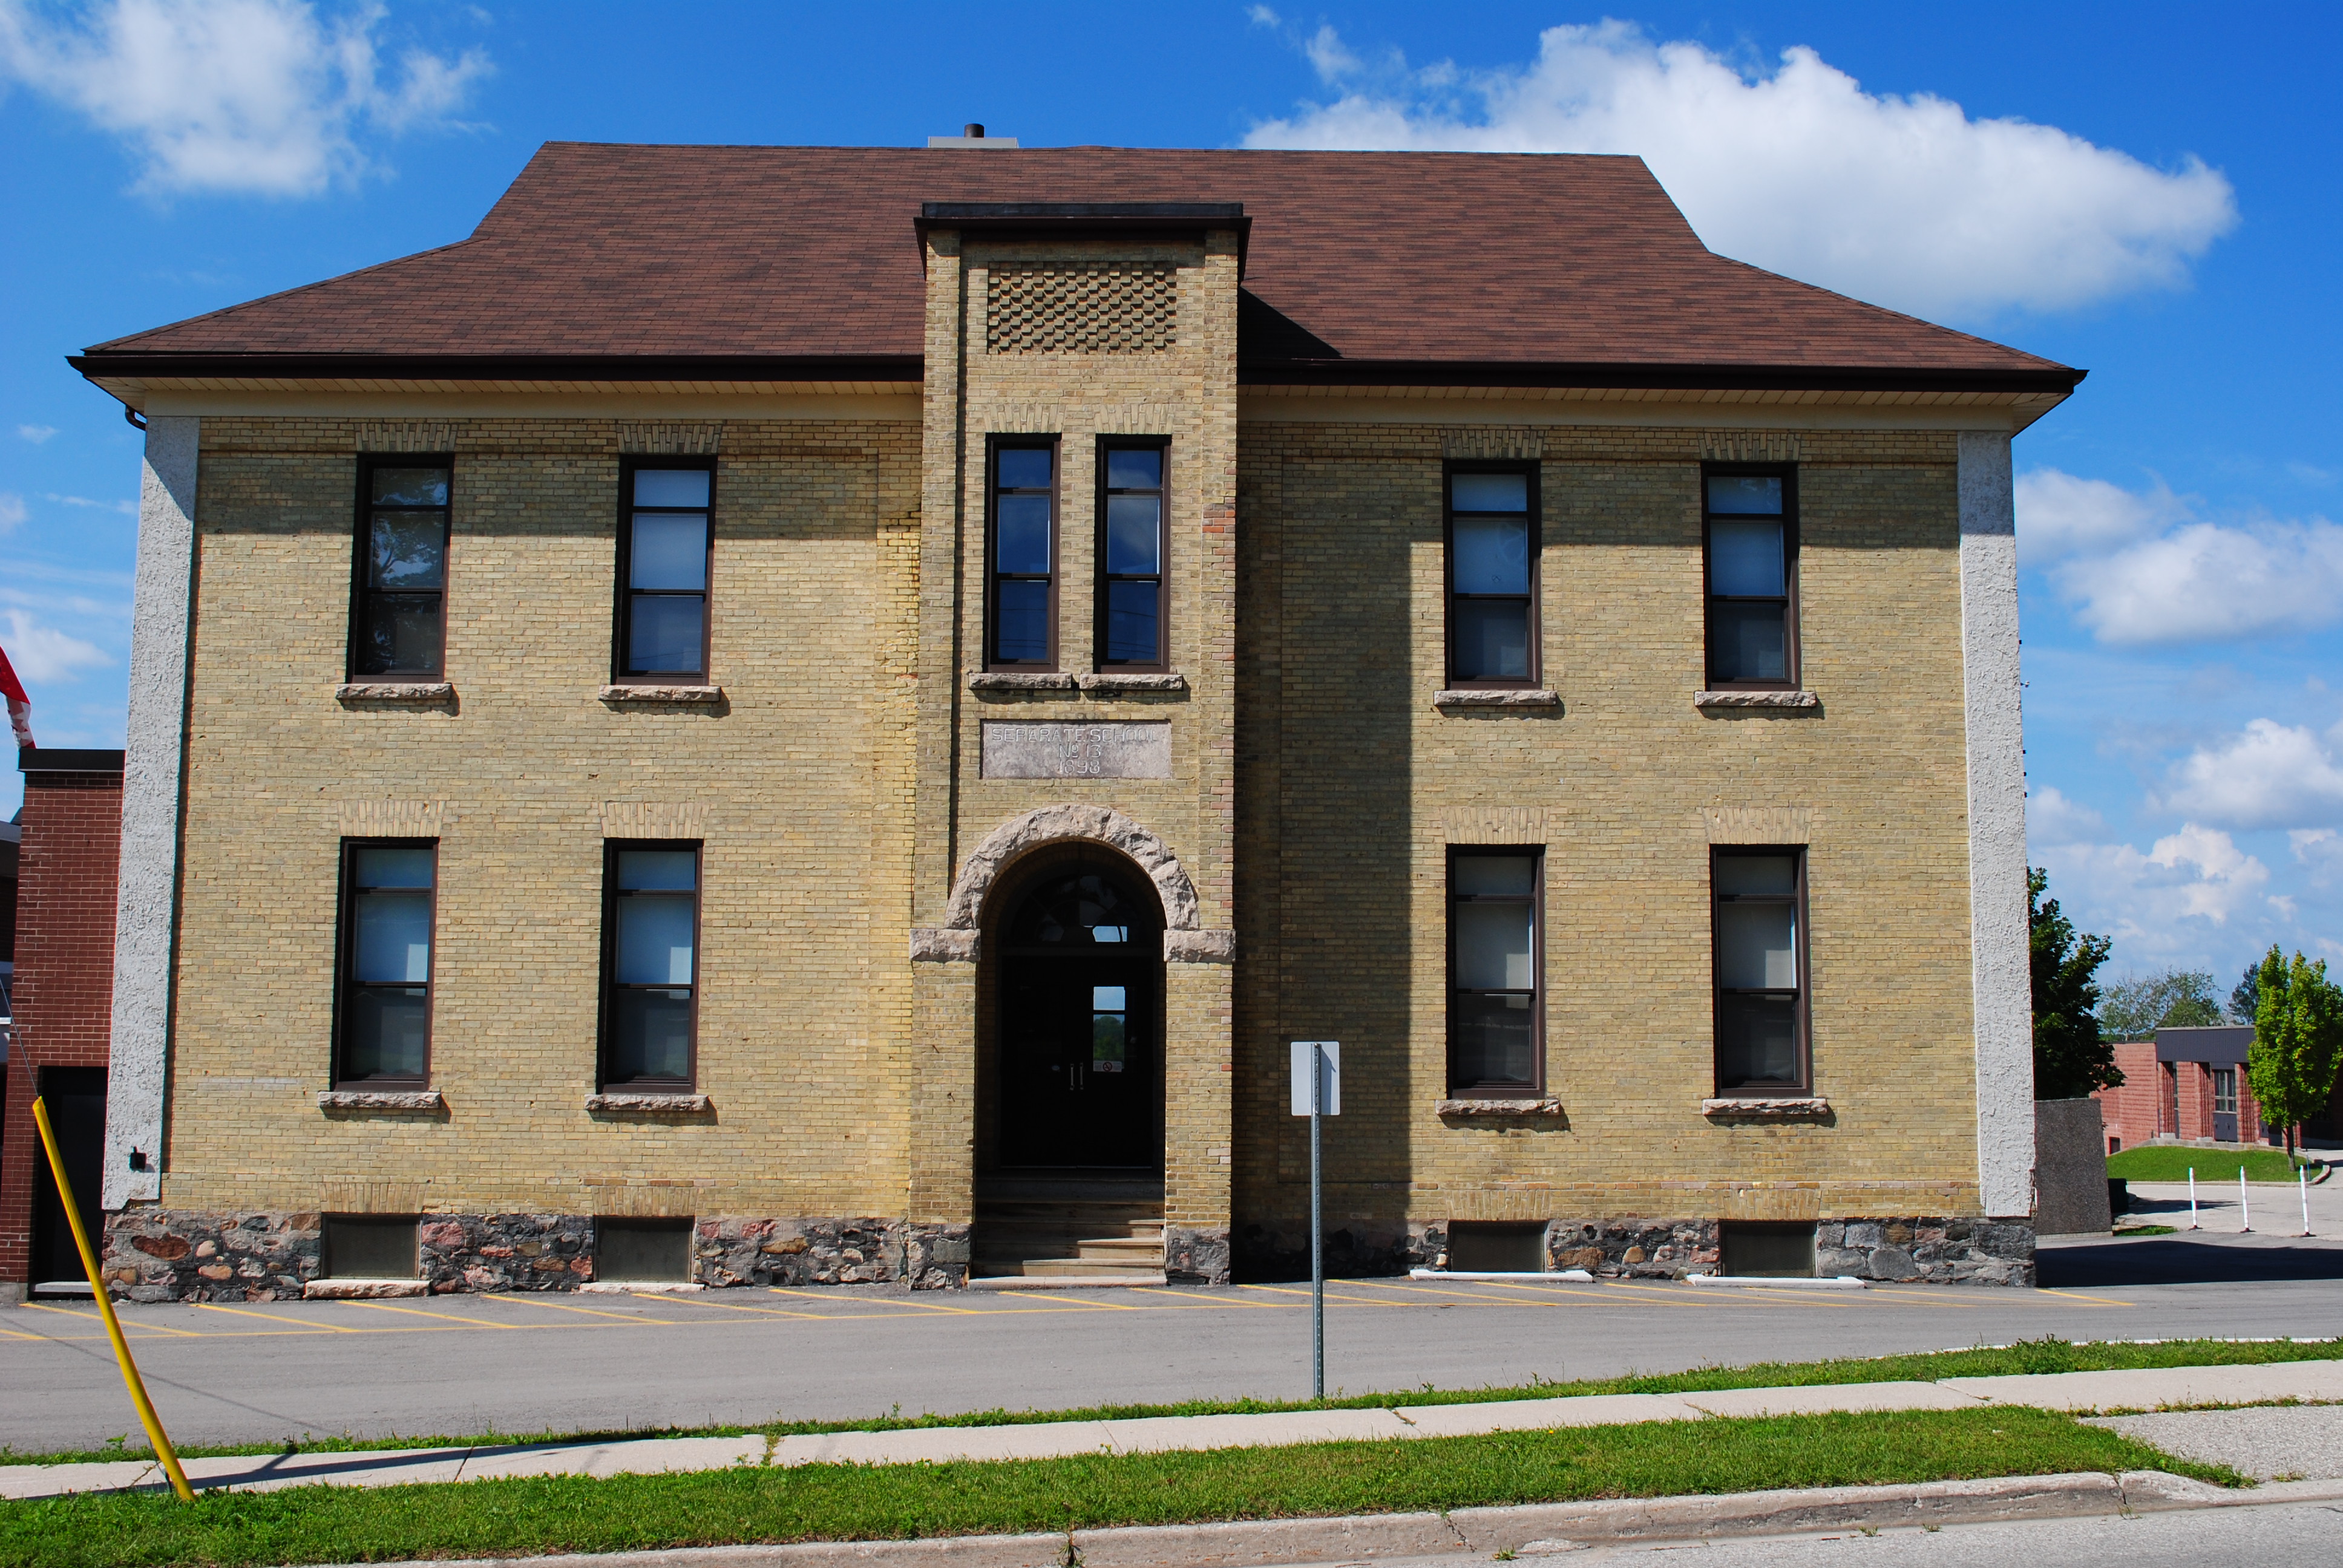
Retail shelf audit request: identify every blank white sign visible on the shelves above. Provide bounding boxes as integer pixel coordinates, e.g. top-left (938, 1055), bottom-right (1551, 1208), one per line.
top-left (1290, 1041), bottom-right (1341, 1116)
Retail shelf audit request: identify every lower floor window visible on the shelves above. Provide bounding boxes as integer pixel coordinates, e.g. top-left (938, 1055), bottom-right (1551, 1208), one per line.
top-left (1714, 848), bottom-right (1807, 1093)
top-left (1449, 848), bottom-right (1543, 1095)
top-left (2211, 1067), bottom-right (2237, 1115)
top-left (603, 842), bottom-right (701, 1088)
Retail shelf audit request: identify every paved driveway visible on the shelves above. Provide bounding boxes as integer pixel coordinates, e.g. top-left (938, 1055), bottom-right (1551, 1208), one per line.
top-left (8, 1267), bottom-right (2341, 1454)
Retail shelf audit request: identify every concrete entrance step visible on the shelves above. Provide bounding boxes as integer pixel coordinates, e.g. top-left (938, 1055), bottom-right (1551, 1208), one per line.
top-left (966, 1273), bottom-right (1169, 1290)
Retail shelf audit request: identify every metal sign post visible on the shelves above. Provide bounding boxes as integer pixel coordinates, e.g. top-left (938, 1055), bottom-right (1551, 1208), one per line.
top-left (1291, 1041), bottom-right (1340, 1400)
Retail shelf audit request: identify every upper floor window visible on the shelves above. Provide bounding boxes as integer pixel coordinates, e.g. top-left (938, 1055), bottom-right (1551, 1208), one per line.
top-left (1704, 469), bottom-right (1798, 688)
top-left (1098, 442), bottom-right (1167, 669)
top-left (1446, 467), bottom-right (1538, 687)
top-left (601, 843), bottom-right (701, 1090)
top-left (352, 460), bottom-right (450, 679)
top-left (1713, 848), bottom-right (1807, 1094)
top-left (989, 442), bottom-right (1057, 668)
top-left (336, 840), bottom-right (436, 1086)
top-left (617, 463), bottom-right (713, 681)
top-left (1448, 848), bottom-right (1543, 1096)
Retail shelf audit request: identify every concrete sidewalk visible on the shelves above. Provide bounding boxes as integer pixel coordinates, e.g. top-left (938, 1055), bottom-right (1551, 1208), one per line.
top-left (7, 1359), bottom-right (2339, 1502)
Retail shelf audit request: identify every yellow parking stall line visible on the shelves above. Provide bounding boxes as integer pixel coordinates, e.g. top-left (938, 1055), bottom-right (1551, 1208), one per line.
top-left (2033, 1288), bottom-right (2136, 1307)
top-left (1125, 1287), bottom-right (1282, 1309)
top-left (1530, 1280), bottom-right (1717, 1310)
top-left (0, 1321), bottom-right (52, 1339)
top-left (994, 1290), bottom-right (1141, 1310)
top-left (471, 1294), bottom-right (693, 1325)
top-left (346, 1300), bottom-right (522, 1330)
top-left (1859, 1288), bottom-right (1994, 1310)
top-left (668, 1295), bottom-right (836, 1321)
top-left (1233, 1283), bottom-right (1386, 1307)
top-left (768, 1290), bottom-right (983, 1316)
top-left (191, 1302), bottom-right (359, 1333)
top-left (1408, 1278), bottom-right (1636, 1307)
top-left (21, 1302), bottom-right (203, 1336)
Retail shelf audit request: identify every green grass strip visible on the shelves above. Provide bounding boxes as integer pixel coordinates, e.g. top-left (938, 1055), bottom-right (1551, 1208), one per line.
top-left (0, 1406), bottom-right (2239, 1568)
top-left (8, 1333), bottom-right (2336, 1468)
top-left (2106, 1146), bottom-right (2316, 1183)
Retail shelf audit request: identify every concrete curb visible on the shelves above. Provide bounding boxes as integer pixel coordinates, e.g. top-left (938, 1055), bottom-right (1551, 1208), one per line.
top-left (328, 1471), bottom-right (2343, 1568)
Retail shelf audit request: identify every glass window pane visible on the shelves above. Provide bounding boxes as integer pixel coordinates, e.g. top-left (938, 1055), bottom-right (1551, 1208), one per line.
top-left (357, 594), bottom-right (442, 676)
top-left (996, 495), bottom-right (1052, 574)
top-left (1709, 519), bottom-right (1784, 596)
top-left (370, 512), bottom-right (445, 589)
top-left (1453, 993), bottom-right (1536, 1085)
top-left (1091, 985), bottom-right (1128, 1072)
top-left (634, 469), bottom-right (710, 507)
top-left (354, 890), bottom-right (432, 983)
top-left (1453, 515), bottom-right (1530, 594)
top-left (1107, 448), bottom-right (1161, 489)
top-left (626, 595), bottom-right (704, 675)
top-left (355, 847), bottom-right (435, 889)
top-left (1717, 995), bottom-right (1798, 1086)
top-left (1105, 494), bottom-right (1161, 574)
top-left (1456, 901), bottom-right (1533, 990)
top-left (1452, 473), bottom-right (1528, 512)
top-left (997, 448), bottom-right (1052, 489)
top-left (345, 987), bottom-right (428, 1079)
top-left (630, 514), bottom-right (709, 590)
top-left (1718, 901), bottom-right (1797, 989)
top-left (371, 468), bottom-right (448, 507)
top-left (617, 850), bottom-right (697, 891)
top-left (1452, 598), bottom-right (1530, 680)
top-left (616, 893), bottom-right (695, 984)
top-left (1710, 602), bottom-right (1788, 683)
top-left (1104, 580), bottom-right (1159, 663)
top-left (1708, 475), bottom-right (1783, 515)
top-left (609, 989), bottom-right (693, 1081)
top-left (994, 580), bottom-right (1049, 662)
top-left (1453, 855), bottom-right (1534, 897)
top-left (1715, 856), bottom-right (1795, 897)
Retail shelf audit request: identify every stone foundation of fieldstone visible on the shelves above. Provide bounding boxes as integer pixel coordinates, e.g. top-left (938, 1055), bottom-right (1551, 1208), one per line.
top-left (693, 1218), bottom-right (972, 1289)
top-left (1815, 1218), bottom-right (2035, 1286)
top-left (99, 1210), bottom-right (978, 1298)
top-left (1163, 1225), bottom-right (1232, 1285)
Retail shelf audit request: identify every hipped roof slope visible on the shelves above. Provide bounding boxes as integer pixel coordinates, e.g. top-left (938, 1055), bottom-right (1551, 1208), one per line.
top-left (78, 143), bottom-right (2078, 390)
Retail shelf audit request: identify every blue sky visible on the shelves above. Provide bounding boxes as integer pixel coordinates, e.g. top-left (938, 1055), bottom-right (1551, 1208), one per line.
top-left (2, 2), bottom-right (2338, 992)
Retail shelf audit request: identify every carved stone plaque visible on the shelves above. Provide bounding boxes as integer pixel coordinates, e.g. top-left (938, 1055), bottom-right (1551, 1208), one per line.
top-left (981, 720), bottom-right (1172, 780)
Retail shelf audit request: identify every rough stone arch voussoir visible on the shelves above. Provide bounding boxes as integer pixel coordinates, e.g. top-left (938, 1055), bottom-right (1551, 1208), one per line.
top-left (946, 803), bottom-right (1200, 933)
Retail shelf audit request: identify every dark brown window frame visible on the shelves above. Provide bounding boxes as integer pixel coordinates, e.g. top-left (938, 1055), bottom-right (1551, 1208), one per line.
top-left (1446, 844), bottom-right (1546, 1097)
top-left (331, 837), bottom-right (438, 1089)
top-left (347, 453), bottom-right (454, 683)
top-left (986, 436), bottom-right (1061, 670)
top-left (1094, 436), bottom-right (1170, 672)
top-left (1443, 460), bottom-right (1542, 690)
top-left (612, 456), bottom-right (718, 684)
top-left (2210, 1067), bottom-right (2238, 1116)
top-left (1701, 463), bottom-right (1801, 691)
top-left (597, 838), bottom-right (703, 1093)
top-left (1710, 844), bottom-right (1811, 1097)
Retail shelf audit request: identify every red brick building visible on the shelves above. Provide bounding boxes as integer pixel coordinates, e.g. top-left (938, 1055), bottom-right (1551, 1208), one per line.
top-left (0, 750), bottom-right (125, 1302)
top-left (2093, 1027), bottom-right (2270, 1155)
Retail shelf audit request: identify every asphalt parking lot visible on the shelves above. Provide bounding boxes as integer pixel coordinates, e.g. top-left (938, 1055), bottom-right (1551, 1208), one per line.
top-left (10, 1232), bottom-right (2342, 1454)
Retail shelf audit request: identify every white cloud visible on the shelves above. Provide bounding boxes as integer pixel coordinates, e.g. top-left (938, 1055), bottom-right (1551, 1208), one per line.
top-left (1302, 24), bottom-right (1364, 83)
top-left (0, 494), bottom-right (23, 533)
top-left (0, 0), bottom-right (490, 197)
top-left (2027, 785), bottom-right (2106, 848)
top-left (2039, 822), bottom-right (2275, 961)
top-left (2158, 719), bottom-right (2343, 831)
top-left (1, 609), bottom-right (112, 682)
top-left (1244, 21), bottom-right (2236, 319)
top-left (2014, 468), bottom-right (2185, 568)
top-left (44, 492), bottom-right (137, 515)
top-left (2056, 517), bottom-right (2343, 645)
top-left (16, 424), bottom-right (57, 443)
top-left (1247, 5), bottom-right (1280, 28)
top-left (2293, 829), bottom-right (2343, 886)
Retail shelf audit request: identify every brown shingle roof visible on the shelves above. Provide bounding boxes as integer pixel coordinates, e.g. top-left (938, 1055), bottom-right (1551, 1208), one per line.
top-left (75, 143), bottom-right (2077, 389)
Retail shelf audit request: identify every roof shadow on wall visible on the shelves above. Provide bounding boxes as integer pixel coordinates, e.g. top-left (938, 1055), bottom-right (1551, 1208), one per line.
top-left (2036, 1237), bottom-right (2343, 1288)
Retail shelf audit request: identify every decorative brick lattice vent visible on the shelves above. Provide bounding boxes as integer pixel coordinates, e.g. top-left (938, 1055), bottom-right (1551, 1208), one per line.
top-left (988, 264), bottom-right (1177, 354)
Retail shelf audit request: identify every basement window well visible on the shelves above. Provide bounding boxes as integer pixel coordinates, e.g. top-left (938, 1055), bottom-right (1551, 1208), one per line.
top-left (597, 1217), bottom-right (695, 1282)
top-left (323, 1215), bottom-right (420, 1278)
top-left (1719, 1221), bottom-right (1816, 1278)
top-left (1446, 1221), bottom-right (1547, 1273)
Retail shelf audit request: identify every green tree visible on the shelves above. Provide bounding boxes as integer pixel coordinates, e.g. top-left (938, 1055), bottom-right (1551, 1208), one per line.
top-left (2101, 969), bottom-right (2224, 1040)
top-left (2245, 946), bottom-right (2343, 1158)
top-left (2231, 961), bottom-right (2262, 1025)
top-left (2030, 867), bottom-right (2120, 1099)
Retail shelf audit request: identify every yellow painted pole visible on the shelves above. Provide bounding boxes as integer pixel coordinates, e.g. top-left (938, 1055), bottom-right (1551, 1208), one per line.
top-left (31, 1094), bottom-right (194, 1501)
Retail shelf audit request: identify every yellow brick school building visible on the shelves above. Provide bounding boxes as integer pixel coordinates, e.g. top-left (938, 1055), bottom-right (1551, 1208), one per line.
top-left (68, 143), bottom-right (2070, 1297)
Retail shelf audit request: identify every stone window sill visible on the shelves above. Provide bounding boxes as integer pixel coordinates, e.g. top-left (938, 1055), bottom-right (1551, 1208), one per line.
top-left (336, 682), bottom-right (454, 702)
top-left (1434, 689), bottom-right (1561, 708)
top-left (1080, 671), bottom-right (1185, 693)
top-left (967, 671), bottom-right (1077, 691)
top-left (1436, 1097), bottom-right (1565, 1117)
top-left (303, 1278), bottom-right (428, 1299)
top-left (1695, 690), bottom-right (1819, 710)
top-left (966, 671), bottom-right (1189, 694)
top-left (1703, 1096), bottom-right (1832, 1119)
top-left (317, 1089), bottom-right (443, 1111)
top-left (586, 1093), bottom-right (713, 1112)
top-left (601, 685), bottom-right (723, 705)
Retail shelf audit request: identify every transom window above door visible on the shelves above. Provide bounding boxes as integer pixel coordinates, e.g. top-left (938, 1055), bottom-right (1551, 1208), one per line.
top-left (1006, 869), bottom-right (1157, 948)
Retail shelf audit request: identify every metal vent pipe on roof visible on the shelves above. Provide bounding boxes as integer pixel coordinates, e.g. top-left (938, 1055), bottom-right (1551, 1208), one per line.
top-left (965, 123), bottom-right (983, 138)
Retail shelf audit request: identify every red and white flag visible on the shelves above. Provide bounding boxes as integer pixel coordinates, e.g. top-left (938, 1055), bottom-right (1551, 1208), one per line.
top-left (0, 641), bottom-right (33, 750)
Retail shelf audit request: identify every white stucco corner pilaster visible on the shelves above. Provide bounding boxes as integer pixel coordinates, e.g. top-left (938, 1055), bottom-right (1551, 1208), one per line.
top-left (104, 416), bottom-right (197, 1209)
top-left (1958, 430), bottom-right (2033, 1218)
